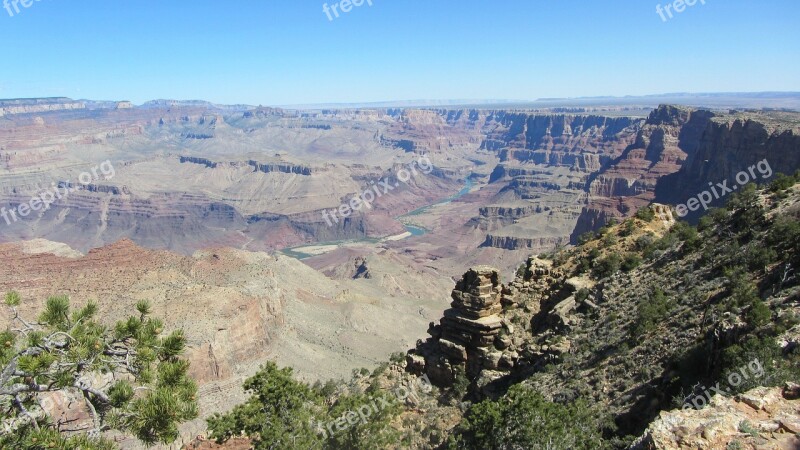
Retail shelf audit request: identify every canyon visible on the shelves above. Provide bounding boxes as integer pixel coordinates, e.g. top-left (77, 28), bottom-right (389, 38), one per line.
top-left (1, 97), bottom-right (800, 448)
top-left (2, 99), bottom-right (799, 274)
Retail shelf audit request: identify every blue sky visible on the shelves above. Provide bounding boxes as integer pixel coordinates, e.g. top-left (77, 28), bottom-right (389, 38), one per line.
top-left (1, 0), bottom-right (798, 105)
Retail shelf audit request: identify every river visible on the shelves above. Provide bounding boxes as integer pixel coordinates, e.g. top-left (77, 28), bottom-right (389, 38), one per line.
top-left (282, 177), bottom-right (474, 259)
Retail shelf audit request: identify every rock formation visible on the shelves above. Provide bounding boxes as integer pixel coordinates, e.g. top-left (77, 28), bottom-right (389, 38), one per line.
top-left (631, 385), bottom-right (800, 450)
top-left (408, 267), bottom-right (511, 387)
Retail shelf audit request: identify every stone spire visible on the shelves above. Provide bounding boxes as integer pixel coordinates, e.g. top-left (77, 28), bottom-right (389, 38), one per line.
top-left (407, 266), bottom-right (509, 386)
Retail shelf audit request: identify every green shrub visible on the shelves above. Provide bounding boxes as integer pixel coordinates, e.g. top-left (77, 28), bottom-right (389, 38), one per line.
top-left (451, 366), bottom-right (470, 401)
top-left (720, 336), bottom-right (800, 394)
top-left (592, 254), bottom-right (622, 279)
top-left (621, 254), bottom-right (642, 272)
top-left (723, 268), bottom-right (760, 311)
top-left (769, 173), bottom-right (797, 192)
top-left (630, 288), bottom-right (674, 338)
top-left (672, 221), bottom-right (701, 250)
top-left (635, 207), bottom-right (655, 222)
top-left (447, 385), bottom-right (610, 450)
top-left (576, 257), bottom-right (591, 275)
top-left (745, 300), bottom-right (771, 327)
top-left (207, 362), bottom-right (325, 449)
top-left (516, 263), bottom-right (527, 279)
top-left (767, 216), bottom-right (800, 267)
top-left (601, 232), bottom-right (618, 248)
top-left (727, 184), bottom-right (766, 234)
top-left (744, 245), bottom-right (777, 273)
top-left (619, 220), bottom-right (636, 237)
top-left (325, 393), bottom-right (401, 450)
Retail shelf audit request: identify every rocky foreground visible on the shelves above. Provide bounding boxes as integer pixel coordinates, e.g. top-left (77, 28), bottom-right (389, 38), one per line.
top-left (633, 385), bottom-right (799, 449)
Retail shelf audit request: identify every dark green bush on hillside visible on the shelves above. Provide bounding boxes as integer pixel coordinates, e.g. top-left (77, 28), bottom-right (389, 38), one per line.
top-left (743, 245), bottom-right (777, 273)
top-left (767, 216), bottom-right (800, 268)
top-left (578, 231), bottom-right (597, 245)
top-left (207, 361), bottom-right (403, 450)
top-left (207, 362), bottom-right (325, 449)
top-left (720, 336), bottom-right (800, 394)
top-left (699, 207), bottom-right (731, 235)
top-left (619, 219), bottom-right (636, 237)
top-left (769, 172), bottom-right (798, 194)
top-left (325, 392), bottom-right (401, 450)
top-left (447, 385), bottom-right (610, 450)
top-left (575, 288), bottom-right (591, 303)
top-left (630, 288), bottom-right (674, 338)
top-left (672, 221), bottom-right (701, 251)
top-left (621, 253), bottom-right (642, 272)
top-left (746, 300), bottom-right (772, 327)
top-left (592, 254), bottom-right (622, 279)
top-left (727, 184), bottom-right (766, 235)
top-left (635, 207), bottom-right (655, 222)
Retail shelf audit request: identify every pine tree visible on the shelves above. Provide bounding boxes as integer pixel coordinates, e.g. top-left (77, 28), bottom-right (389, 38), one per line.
top-left (0, 292), bottom-right (198, 449)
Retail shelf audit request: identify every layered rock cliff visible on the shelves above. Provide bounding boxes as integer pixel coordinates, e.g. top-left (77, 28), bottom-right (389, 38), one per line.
top-left (0, 98), bottom-right (86, 117)
top-left (573, 106), bottom-right (800, 239)
top-left (655, 111), bottom-right (800, 214)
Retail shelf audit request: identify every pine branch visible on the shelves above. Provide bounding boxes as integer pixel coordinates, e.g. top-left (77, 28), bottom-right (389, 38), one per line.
top-left (12, 394), bottom-right (39, 430)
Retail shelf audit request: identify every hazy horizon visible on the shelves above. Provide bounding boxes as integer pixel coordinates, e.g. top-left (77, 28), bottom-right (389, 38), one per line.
top-left (4, 91), bottom-right (800, 111)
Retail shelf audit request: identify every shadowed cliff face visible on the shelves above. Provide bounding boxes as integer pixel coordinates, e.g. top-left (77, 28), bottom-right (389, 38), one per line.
top-left (654, 112), bottom-right (800, 216)
top-left (572, 106), bottom-right (800, 240)
top-left (570, 105), bottom-right (711, 239)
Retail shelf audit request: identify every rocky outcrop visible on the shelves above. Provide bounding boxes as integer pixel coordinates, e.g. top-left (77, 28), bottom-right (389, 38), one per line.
top-left (631, 385), bottom-right (800, 450)
top-left (406, 257), bottom-right (574, 397)
top-left (407, 267), bottom-right (511, 386)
